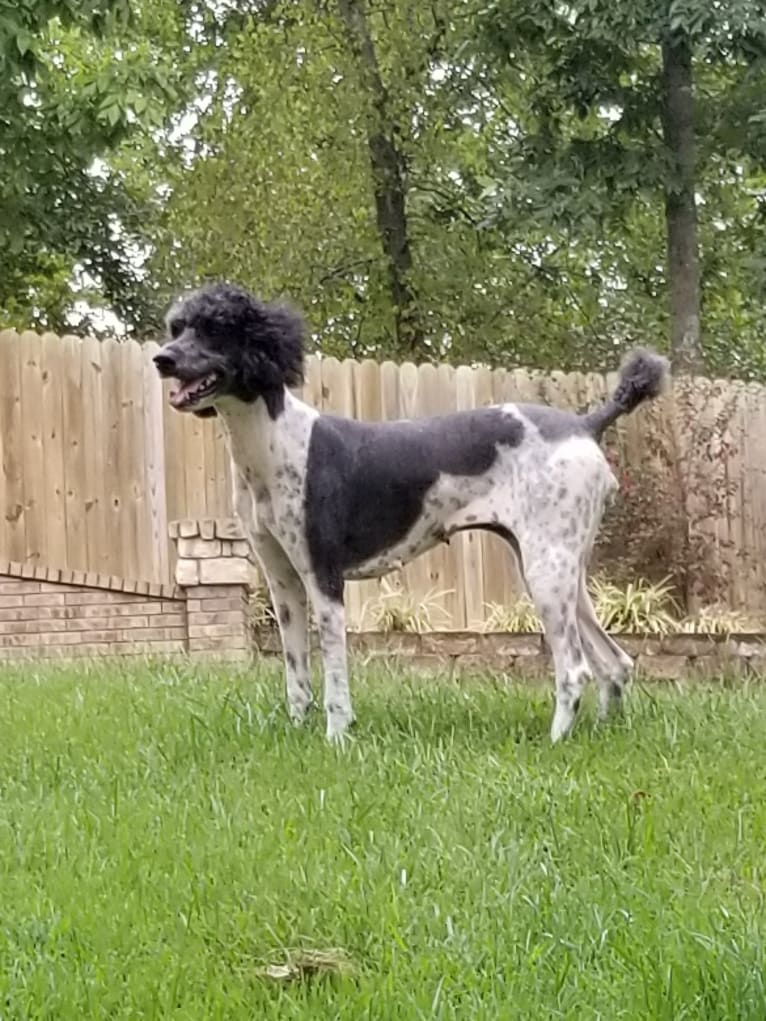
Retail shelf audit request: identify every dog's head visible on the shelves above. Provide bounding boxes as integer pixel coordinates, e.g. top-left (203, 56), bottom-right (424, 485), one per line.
top-left (154, 281), bottom-right (305, 419)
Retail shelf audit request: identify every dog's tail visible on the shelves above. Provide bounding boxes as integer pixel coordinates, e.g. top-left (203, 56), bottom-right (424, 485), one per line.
top-left (583, 348), bottom-right (670, 440)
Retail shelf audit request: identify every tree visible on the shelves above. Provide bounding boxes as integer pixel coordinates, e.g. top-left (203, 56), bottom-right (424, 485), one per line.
top-left (16, 0), bottom-right (756, 377)
top-left (0, 0), bottom-right (178, 332)
top-left (661, 33), bottom-right (701, 372)
top-left (142, 0), bottom-right (618, 364)
top-left (334, 0), bottom-right (422, 352)
top-left (146, 0), bottom-right (446, 357)
top-left (473, 0), bottom-right (766, 372)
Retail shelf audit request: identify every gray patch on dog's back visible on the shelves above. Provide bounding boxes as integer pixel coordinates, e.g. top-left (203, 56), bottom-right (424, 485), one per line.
top-left (305, 408), bottom-right (525, 598)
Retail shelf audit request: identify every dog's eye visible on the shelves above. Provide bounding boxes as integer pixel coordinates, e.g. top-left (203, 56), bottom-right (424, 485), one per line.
top-left (169, 318), bottom-right (184, 340)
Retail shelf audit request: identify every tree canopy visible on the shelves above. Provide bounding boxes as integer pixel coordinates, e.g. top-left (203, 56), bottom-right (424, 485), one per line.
top-left (2, 0), bottom-right (766, 377)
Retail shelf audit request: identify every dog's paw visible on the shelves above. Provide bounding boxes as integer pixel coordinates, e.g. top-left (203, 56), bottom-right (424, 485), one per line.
top-left (288, 700), bottom-right (314, 726)
top-left (550, 707), bottom-right (576, 743)
top-left (325, 709), bottom-right (354, 745)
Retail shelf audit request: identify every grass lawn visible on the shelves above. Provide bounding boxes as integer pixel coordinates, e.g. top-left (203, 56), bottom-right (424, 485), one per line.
top-left (0, 661), bottom-right (765, 1020)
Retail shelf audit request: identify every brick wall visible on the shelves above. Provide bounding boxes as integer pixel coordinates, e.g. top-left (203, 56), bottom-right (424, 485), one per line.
top-left (185, 584), bottom-right (250, 658)
top-left (0, 520), bottom-right (255, 662)
top-left (0, 563), bottom-right (187, 660)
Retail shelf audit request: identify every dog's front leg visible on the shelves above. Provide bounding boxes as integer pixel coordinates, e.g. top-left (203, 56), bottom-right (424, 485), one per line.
top-left (305, 575), bottom-right (353, 743)
top-left (250, 533), bottom-right (313, 724)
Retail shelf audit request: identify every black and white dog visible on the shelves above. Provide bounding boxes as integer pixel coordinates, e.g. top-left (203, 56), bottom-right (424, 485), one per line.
top-left (155, 282), bottom-right (669, 743)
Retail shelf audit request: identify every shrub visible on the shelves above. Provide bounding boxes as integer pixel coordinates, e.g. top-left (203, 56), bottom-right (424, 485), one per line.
top-left (361, 578), bottom-right (452, 633)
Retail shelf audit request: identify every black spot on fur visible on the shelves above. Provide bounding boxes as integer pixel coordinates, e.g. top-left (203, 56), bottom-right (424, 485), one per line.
top-left (286, 651), bottom-right (296, 670)
top-left (573, 696), bottom-right (581, 714)
top-left (304, 410), bottom-right (525, 598)
top-left (278, 603), bottom-right (291, 626)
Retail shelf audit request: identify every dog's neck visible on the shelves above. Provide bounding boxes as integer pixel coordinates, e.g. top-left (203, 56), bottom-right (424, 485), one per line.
top-left (215, 389), bottom-right (317, 485)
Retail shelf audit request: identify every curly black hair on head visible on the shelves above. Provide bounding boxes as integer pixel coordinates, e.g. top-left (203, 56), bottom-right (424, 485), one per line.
top-left (175, 281), bottom-right (305, 419)
top-left (232, 296), bottom-right (305, 418)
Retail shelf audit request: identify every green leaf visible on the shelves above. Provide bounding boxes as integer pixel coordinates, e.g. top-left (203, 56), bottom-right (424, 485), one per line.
top-left (15, 30), bottom-right (34, 55)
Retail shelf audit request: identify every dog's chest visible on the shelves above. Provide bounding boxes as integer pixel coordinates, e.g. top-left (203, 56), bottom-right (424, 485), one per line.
top-left (258, 468), bottom-right (306, 546)
top-left (222, 394), bottom-right (316, 564)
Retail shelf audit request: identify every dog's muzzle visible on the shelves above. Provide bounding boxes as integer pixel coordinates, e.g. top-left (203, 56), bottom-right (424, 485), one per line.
top-left (153, 351), bottom-right (220, 411)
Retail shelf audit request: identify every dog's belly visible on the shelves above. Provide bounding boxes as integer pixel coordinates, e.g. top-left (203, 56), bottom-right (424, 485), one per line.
top-left (344, 479), bottom-right (506, 581)
top-left (344, 526), bottom-right (443, 580)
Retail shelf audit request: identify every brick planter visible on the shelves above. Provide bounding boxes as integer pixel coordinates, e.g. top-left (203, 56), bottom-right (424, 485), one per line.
top-left (170, 518), bottom-right (255, 660)
top-left (0, 563), bottom-right (186, 660)
top-left (0, 518), bottom-right (256, 662)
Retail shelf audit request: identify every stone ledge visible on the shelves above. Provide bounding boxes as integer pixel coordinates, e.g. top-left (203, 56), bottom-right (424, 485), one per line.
top-left (176, 537), bottom-right (252, 560)
top-left (175, 556), bottom-right (254, 587)
top-left (252, 629), bottom-right (766, 679)
top-left (169, 518), bottom-right (246, 542)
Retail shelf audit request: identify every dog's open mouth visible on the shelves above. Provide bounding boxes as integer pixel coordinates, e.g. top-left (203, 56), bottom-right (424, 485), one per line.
top-left (168, 373), bottom-right (219, 410)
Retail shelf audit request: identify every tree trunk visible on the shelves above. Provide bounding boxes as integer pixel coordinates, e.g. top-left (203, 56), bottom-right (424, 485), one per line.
top-left (335, 0), bottom-right (423, 353)
top-left (661, 34), bottom-right (702, 374)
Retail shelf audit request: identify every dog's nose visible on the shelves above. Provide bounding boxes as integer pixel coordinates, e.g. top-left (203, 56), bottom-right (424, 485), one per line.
top-left (153, 351), bottom-right (177, 375)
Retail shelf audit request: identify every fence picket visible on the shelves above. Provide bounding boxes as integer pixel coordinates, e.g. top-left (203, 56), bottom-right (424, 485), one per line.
top-left (0, 331), bottom-right (25, 563)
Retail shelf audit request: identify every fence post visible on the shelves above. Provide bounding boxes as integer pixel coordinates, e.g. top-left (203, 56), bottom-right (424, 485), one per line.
top-left (169, 518), bottom-right (253, 659)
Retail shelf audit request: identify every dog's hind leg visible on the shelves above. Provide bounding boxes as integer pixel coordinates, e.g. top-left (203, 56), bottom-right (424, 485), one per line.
top-left (250, 533), bottom-right (313, 724)
top-left (577, 572), bottom-right (633, 719)
top-left (518, 538), bottom-right (592, 742)
top-left (305, 572), bottom-right (354, 743)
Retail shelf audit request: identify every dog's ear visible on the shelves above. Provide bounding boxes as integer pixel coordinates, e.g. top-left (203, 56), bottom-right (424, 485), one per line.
top-left (236, 300), bottom-right (305, 401)
top-left (261, 302), bottom-right (305, 390)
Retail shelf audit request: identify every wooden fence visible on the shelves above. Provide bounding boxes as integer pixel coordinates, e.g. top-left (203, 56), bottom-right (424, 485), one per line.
top-left (1, 328), bottom-right (765, 627)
